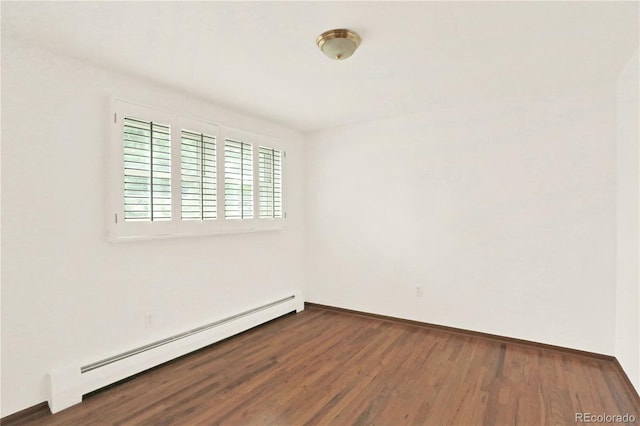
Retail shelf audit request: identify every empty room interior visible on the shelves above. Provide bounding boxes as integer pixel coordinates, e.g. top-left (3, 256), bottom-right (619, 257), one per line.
top-left (1, 1), bottom-right (639, 425)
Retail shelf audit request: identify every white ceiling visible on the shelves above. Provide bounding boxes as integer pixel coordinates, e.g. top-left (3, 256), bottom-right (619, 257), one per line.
top-left (2, 1), bottom-right (638, 132)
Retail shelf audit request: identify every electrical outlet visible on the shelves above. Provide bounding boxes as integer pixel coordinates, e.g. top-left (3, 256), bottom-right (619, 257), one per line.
top-left (416, 286), bottom-right (424, 297)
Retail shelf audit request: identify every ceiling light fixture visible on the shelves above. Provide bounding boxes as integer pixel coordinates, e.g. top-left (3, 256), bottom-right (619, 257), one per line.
top-left (316, 29), bottom-right (361, 60)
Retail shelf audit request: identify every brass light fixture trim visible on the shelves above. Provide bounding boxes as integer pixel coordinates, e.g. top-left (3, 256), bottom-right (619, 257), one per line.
top-left (316, 29), bottom-right (361, 60)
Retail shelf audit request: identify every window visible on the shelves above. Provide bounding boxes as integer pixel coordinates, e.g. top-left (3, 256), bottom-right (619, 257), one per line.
top-left (224, 139), bottom-right (253, 220)
top-left (259, 146), bottom-right (283, 219)
top-left (123, 117), bottom-right (171, 222)
top-left (109, 99), bottom-right (285, 240)
top-left (181, 129), bottom-right (216, 221)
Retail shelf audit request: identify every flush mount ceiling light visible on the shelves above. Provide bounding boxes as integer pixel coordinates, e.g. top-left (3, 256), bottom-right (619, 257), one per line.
top-left (316, 29), bottom-right (361, 60)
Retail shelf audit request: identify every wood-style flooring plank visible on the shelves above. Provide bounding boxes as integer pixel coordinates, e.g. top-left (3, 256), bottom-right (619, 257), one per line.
top-left (4, 307), bottom-right (639, 426)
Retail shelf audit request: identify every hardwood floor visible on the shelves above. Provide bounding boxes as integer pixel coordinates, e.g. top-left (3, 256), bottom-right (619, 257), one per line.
top-left (6, 306), bottom-right (639, 425)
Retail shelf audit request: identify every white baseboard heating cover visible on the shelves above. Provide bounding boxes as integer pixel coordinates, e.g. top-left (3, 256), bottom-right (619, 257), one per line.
top-left (48, 293), bottom-right (304, 413)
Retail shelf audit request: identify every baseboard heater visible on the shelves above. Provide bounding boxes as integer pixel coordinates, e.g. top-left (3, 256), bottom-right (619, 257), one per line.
top-left (48, 293), bottom-right (304, 413)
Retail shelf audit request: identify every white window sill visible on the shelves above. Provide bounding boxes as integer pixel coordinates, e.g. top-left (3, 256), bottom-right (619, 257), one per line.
top-left (108, 224), bottom-right (285, 243)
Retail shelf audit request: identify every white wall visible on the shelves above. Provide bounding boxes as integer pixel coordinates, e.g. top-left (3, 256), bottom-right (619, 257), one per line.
top-left (305, 87), bottom-right (618, 355)
top-left (2, 32), bottom-right (635, 418)
top-left (615, 48), bottom-right (640, 393)
top-left (1, 38), bottom-right (305, 417)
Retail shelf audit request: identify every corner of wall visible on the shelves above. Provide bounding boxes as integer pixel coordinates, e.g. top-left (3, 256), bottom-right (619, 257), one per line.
top-left (615, 47), bottom-right (640, 394)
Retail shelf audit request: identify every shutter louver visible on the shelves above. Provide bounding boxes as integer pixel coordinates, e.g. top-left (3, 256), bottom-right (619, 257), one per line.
top-left (224, 139), bottom-right (253, 219)
top-left (181, 130), bottom-right (216, 220)
top-left (114, 100), bottom-right (285, 239)
top-left (123, 117), bottom-right (171, 222)
top-left (259, 147), bottom-right (283, 218)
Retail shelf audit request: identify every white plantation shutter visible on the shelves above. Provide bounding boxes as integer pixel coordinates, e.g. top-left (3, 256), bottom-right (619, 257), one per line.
top-left (111, 99), bottom-right (286, 240)
top-left (259, 147), bottom-right (283, 218)
top-left (224, 139), bottom-right (253, 219)
top-left (123, 117), bottom-right (171, 221)
top-left (181, 130), bottom-right (216, 220)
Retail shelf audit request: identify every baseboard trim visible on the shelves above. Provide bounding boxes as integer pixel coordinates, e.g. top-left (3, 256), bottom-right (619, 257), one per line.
top-left (305, 302), bottom-right (615, 361)
top-left (0, 402), bottom-right (50, 425)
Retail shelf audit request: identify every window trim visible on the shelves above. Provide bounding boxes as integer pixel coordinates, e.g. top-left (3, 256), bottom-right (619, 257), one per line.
top-left (109, 98), bottom-right (286, 241)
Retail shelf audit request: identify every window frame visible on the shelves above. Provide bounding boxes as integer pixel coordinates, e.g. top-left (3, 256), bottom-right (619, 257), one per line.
top-left (256, 138), bottom-right (285, 231)
top-left (221, 128), bottom-right (257, 232)
top-left (175, 116), bottom-right (223, 235)
top-left (110, 100), bottom-right (176, 239)
top-left (109, 98), bottom-right (286, 241)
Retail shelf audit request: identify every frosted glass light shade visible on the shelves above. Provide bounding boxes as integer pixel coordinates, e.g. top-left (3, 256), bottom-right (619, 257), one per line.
top-left (316, 29), bottom-right (361, 60)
